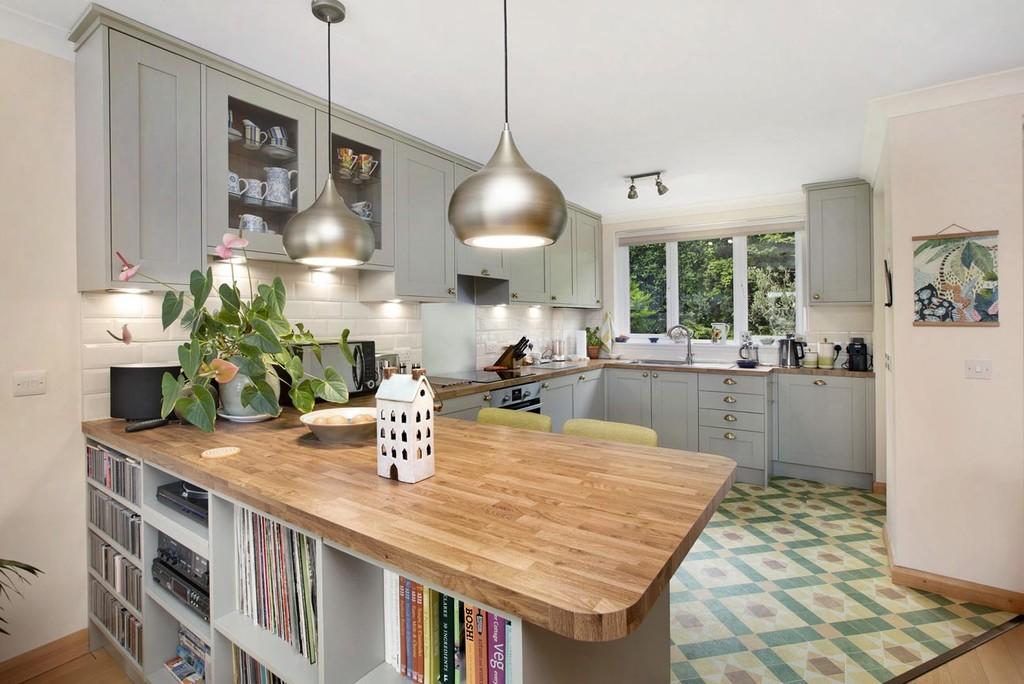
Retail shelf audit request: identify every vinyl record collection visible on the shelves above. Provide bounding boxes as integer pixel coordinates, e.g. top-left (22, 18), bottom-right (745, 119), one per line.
top-left (383, 571), bottom-right (513, 684)
top-left (232, 645), bottom-right (285, 684)
top-left (235, 507), bottom-right (318, 665)
top-left (163, 623), bottom-right (210, 684)
top-left (89, 578), bottom-right (142, 663)
top-left (88, 531), bottom-right (142, 611)
top-left (89, 487), bottom-right (141, 558)
top-left (86, 443), bottom-right (141, 505)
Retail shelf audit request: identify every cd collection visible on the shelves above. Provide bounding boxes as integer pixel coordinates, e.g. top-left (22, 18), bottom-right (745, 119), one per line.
top-left (89, 578), bottom-right (142, 663)
top-left (88, 531), bottom-right (142, 611)
top-left (86, 443), bottom-right (141, 506)
top-left (232, 645), bottom-right (284, 684)
top-left (163, 623), bottom-right (210, 684)
top-left (89, 487), bottom-right (141, 557)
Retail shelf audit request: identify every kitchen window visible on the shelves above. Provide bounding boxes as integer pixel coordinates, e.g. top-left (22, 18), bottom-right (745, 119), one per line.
top-left (624, 228), bottom-right (802, 340)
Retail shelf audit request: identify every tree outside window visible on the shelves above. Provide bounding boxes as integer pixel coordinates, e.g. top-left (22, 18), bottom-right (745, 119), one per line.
top-left (628, 243), bottom-right (667, 334)
top-left (678, 238), bottom-right (733, 340)
top-left (747, 232), bottom-right (796, 336)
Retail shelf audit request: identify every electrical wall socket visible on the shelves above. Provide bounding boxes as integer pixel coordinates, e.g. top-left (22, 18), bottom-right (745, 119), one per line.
top-left (964, 360), bottom-right (992, 380)
top-left (13, 370), bottom-right (47, 397)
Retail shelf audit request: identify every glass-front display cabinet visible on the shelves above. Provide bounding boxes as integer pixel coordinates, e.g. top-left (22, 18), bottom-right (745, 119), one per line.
top-left (316, 112), bottom-right (395, 267)
top-left (206, 70), bottom-right (316, 260)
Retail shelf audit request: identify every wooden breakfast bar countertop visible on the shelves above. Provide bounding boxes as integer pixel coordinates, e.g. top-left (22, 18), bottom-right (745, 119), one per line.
top-left (83, 411), bottom-right (735, 643)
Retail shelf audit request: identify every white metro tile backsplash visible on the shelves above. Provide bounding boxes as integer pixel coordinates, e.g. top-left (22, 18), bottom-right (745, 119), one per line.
top-left (79, 260), bottom-right (423, 420)
top-left (474, 305), bottom-right (599, 369)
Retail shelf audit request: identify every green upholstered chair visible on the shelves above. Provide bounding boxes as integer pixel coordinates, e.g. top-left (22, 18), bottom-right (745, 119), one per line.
top-left (562, 418), bottom-right (658, 447)
top-left (477, 407), bottom-right (552, 433)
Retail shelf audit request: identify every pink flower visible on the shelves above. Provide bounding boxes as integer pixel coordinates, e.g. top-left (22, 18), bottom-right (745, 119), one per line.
top-left (106, 324), bottom-right (132, 345)
top-left (215, 233), bottom-right (249, 260)
top-left (209, 358), bottom-right (239, 384)
top-left (115, 251), bottom-right (139, 281)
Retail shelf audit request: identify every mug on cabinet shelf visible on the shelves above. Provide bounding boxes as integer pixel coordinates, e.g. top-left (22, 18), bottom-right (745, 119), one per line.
top-left (238, 213), bottom-right (268, 233)
top-left (338, 147), bottom-right (357, 178)
top-left (264, 167), bottom-right (298, 207)
top-left (266, 125), bottom-right (288, 148)
top-left (350, 201), bottom-right (372, 220)
top-left (241, 178), bottom-right (268, 205)
top-left (228, 170), bottom-right (249, 197)
top-left (242, 119), bottom-right (268, 150)
top-left (358, 153), bottom-right (378, 179)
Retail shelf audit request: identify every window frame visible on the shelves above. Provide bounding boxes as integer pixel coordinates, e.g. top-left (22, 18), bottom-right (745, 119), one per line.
top-left (617, 229), bottom-right (805, 341)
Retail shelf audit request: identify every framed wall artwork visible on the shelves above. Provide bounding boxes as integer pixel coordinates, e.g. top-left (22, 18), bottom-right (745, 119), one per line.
top-left (912, 224), bottom-right (998, 327)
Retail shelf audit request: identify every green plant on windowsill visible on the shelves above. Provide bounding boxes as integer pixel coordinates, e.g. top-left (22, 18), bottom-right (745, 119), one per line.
top-left (1, 560), bottom-right (42, 636)
top-left (114, 233), bottom-right (352, 432)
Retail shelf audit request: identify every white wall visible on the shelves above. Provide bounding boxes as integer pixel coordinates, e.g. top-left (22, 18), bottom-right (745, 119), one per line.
top-left (0, 39), bottom-right (85, 661)
top-left (885, 93), bottom-right (1024, 592)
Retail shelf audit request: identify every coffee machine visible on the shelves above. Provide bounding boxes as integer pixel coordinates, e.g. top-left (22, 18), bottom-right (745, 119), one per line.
top-left (845, 338), bottom-right (872, 372)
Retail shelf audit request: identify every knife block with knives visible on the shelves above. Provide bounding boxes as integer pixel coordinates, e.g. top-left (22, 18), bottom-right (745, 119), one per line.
top-left (485, 336), bottom-right (531, 371)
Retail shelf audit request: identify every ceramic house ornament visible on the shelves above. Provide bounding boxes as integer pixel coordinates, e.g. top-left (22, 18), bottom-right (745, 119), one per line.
top-left (375, 368), bottom-right (436, 483)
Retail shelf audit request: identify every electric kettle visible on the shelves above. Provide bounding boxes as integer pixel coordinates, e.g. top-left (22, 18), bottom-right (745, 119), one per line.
top-left (778, 334), bottom-right (806, 368)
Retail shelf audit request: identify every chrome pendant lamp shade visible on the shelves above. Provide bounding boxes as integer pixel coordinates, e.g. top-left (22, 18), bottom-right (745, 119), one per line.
top-left (284, 0), bottom-right (375, 267)
top-left (448, 0), bottom-right (567, 249)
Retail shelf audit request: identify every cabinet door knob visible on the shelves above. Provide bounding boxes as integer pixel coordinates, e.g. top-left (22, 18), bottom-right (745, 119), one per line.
top-left (724, 414), bottom-right (737, 422)
top-left (813, 293), bottom-right (821, 300)
top-left (541, 383), bottom-right (550, 390)
top-left (447, 287), bottom-right (456, 295)
top-left (652, 372), bottom-right (659, 378)
top-left (481, 269), bottom-right (490, 276)
top-left (642, 372), bottom-right (649, 378)
top-left (724, 395), bottom-right (737, 404)
top-left (511, 292), bottom-right (519, 299)
top-left (578, 375), bottom-right (586, 382)
top-left (551, 295), bottom-right (557, 301)
top-left (596, 298), bottom-right (601, 304)
top-left (483, 393), bottom-right (492, 402)
top-left (813, 379), bottom-right (827, 386)
top-left (723, 377), bottom-right (737, 385)
top-left (724, 432), bottom-right (736, 440)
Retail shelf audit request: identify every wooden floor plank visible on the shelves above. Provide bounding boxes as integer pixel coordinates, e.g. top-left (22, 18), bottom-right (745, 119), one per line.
top-left (24, 649), bottom-right (129, 684)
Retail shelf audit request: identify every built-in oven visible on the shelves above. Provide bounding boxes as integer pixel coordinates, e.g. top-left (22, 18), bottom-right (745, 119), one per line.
top-left (489, 381), bottom-right (543, 413)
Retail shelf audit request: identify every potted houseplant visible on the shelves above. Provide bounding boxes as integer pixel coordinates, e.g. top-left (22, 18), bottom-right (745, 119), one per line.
top-left (116, 234), bottom-right (351, 431)
top-left (584, 326), bottom-right (604, 359)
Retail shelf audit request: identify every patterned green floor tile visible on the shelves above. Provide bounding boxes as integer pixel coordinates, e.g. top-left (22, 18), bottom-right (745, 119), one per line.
top-left (670, 476), bottom-right (1018, 683)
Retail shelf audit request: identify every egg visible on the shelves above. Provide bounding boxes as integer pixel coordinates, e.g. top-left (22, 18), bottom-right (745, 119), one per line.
top-left (348, 413), bottom-right (375, 425)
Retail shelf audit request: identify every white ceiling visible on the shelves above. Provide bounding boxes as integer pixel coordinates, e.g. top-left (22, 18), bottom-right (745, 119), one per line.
top-left (6, 0), bottom-right (1024, 218)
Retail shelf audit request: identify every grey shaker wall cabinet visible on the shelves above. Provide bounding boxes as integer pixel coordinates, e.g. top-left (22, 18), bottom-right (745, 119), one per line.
top-left (392, 143), bottom-right (457, 300)
top-left (205, 69), bottom-right (317, 261)
top-left (573, 211), bottom-right (602, 308)
top-left (804, 179), bottom-right (873, 304)
top-left (77, 28), bottom-right (204, 290)
top-left (775, 373), bottom-right (874, 489)
top-left (546, 215), bottom-right (576, 305)
top-left (506, 246), bottom-right (550, 304)
top-left (454, 165), bottom-right (509, 280)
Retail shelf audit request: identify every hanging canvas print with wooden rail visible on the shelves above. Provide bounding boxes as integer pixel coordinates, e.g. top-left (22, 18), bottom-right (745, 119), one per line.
top-left (912, 225), bottom-right (998, 327)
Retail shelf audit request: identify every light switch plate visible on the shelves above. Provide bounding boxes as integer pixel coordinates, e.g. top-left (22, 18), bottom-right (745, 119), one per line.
top-left (965, 359), bottom-right (992, 380)
top-left (13, 370), bottom-right (47, 396)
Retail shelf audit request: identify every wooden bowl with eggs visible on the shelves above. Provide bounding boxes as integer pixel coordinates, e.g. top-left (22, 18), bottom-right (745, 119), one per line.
top-left (300, 407), bottom-right (377, 444)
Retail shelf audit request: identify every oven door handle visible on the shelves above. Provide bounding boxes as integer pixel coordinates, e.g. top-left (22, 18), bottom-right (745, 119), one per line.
top-left (501, 402), bottom-right (543, 412)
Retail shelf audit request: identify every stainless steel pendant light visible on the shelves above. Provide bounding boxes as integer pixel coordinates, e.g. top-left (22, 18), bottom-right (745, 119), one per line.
top-left (448, 0), bottom-right (567, 249)
top-left (284, 0), bottom-right (375, 267)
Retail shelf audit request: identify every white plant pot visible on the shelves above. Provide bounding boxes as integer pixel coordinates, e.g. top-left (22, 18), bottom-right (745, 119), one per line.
top-left (219, 371), bottom-right (280, 417)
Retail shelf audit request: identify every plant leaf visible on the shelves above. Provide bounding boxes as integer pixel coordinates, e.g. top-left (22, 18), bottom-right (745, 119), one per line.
top-left (248, 318), bottom-right (284, 354)
top-left (190, 268), bottom-right (213, 309)
top-left (272, 276), bottom-right (287, 312)
top-left (219, 283), bottom-right (241, 312)
top-left (240, 377), bottom-right (281, 416)
top-left (231, 353), bottom-right (266, 380)
top-left (339, 328), bottom-right (355, 365)
top-left (178, 342), bottom-right (202, 380)
top-left (285, 354), bottom-right (305, 382)
top-left (161, 291), bottom-right (184, 330)
top-left (160, 372), bottom-right (185, 419)
top-left (289, 379), bottom-right (315, 413)
top-left (317, 366), bottom-right (349, 404)
top-left (176, 384), bottom-right (216, 432)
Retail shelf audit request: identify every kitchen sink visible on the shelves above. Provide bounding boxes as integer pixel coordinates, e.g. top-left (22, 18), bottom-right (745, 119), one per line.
top-left (620, 359), bottom-right (736, 369)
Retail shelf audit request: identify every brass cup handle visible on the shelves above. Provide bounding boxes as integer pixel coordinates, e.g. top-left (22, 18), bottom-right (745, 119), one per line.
top-left (447, 287), bottom-right (456, 295)
top-left (723, 377), bottom-right (737, 385)
top-left (724, 432), bottom-right (737, 440)
top-left (724, 414), bottom-right (737, 422)
top-left (724, 395), bottom-right (737, 404)
top-left (814, 379), bottom-right (827, 386)
top-left (483, 393), bottom-right (492, 402)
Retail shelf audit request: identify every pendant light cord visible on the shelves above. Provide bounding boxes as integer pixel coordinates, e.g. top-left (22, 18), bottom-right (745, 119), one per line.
top-left (327, 21), bottom-right (333, 173)
top-left (503, 0), bottom-right (508, 124)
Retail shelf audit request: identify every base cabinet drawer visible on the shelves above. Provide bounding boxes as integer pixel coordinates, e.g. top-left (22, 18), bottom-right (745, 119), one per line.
top-left (698, 373), bottom-right (765, 396)
top-left (699, 409), bottom-right (764, 432)
top-left (699, 390), bottom-right (764, 414)
top-left (699, 428), bottom-right (765, 471)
